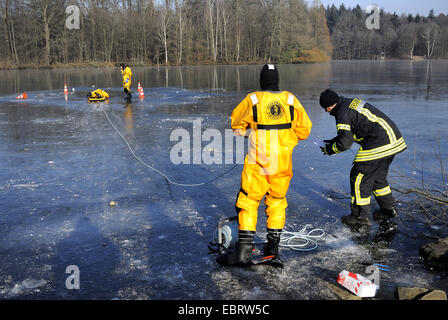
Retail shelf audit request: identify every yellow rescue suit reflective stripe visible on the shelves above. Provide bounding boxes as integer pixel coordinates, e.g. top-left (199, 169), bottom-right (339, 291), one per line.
top-left (251, 93), bottom-right (295, 130)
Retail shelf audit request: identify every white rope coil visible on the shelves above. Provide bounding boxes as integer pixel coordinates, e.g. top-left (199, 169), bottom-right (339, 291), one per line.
top-left (254, 224), bottom-right (325, 252)
top-left (280, 225), bottom-right (326, 251)
top-left (255, 224), bottom-right (325, 251)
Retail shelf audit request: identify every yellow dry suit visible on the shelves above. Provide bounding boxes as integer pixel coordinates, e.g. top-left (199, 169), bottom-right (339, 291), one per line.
top-left (231, 91), bottom-right (312, 232)
top-left (121, 66), bottom-right (132, 93)
top-left (88, 89), bottom-right (109, 102)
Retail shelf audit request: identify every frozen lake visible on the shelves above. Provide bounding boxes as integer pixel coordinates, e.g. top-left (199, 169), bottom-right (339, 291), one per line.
top-left (0, 61), bottom-right (447, 299)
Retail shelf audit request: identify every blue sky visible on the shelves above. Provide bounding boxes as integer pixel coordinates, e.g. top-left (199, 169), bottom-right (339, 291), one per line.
top-left (313, 0), bottom-right (446, 16)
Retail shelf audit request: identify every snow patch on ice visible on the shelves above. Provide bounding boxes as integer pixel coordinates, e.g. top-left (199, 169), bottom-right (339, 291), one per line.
top-left (160, 117), bottom-right (204, 123)
top-left (13, 183), bottom-right (40, 189)
top-left (2, 279), bottom-right (47, 297)
top-left (31, 118), bottom-right (68, 124)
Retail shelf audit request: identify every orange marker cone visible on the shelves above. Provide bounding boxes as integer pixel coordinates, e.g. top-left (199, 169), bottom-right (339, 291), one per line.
top-left (139, 87), bottom-right (144, 98)
top-left (16, 92), bottom-right (27, 100)
top-left (137, 81), bottom-right (142, 94)
top-left (64, 83), bottom-right (68, 95)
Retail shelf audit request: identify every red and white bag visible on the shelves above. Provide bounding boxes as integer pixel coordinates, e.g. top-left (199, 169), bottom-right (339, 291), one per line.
top-left (337, 270), bottom-right (378, 298)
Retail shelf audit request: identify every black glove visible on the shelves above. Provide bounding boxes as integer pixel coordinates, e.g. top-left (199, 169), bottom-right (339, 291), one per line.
top-left (320, 145), bottom-right (330, 155)
top-left (320, 138), bottom-right (333, 155)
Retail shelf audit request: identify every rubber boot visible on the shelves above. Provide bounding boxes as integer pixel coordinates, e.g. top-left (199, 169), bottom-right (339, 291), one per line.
top-left (216, 241), bottom-right (254, 267)
top-left (263, 229), bottom-right (284, 268)
top-left (264, 229), bottom-right (281, 256)
top-left (124, 88), bottom-right (132, 102)
top-left (341, 214), bottom-right (371, 233)
top-left (373, 208), bottom-right (398, 221)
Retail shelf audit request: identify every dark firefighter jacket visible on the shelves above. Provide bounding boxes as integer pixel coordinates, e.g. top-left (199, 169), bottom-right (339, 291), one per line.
top-left (324, 97), bottom-right (407, 162)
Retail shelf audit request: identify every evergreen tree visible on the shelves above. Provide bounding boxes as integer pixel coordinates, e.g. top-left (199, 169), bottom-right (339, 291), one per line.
top-left (415, 14), bottom-right (421, 23)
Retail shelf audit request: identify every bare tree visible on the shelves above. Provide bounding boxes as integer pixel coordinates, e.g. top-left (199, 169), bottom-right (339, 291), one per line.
top-left (421, 21), bottom-right (440, 59)
top-left (233, 0), bottom-right (241, 62)
top-left (221, 0), bottom-right (229, 62)
top-left (28, 0), bottom-right (64, 65)
top-left (206, 0), bottom-right (221, 63)
top-left (0, 0), bottom-right (14, 62)
top-left (174, 0), bottom-right (184, 64)
top-left (397, 23), bottom-right (418, 59)
top-left (156, 0), bottom-right (171, 65)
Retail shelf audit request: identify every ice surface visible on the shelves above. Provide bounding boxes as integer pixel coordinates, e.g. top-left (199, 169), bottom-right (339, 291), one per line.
top-left (0, 62), bottom-right (447, 299)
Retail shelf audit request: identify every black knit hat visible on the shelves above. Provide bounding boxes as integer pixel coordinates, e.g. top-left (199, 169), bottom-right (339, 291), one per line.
top-left (319, 89), bottom-right (339, 108)
top-left (260, 64), bottom-right (279, 91)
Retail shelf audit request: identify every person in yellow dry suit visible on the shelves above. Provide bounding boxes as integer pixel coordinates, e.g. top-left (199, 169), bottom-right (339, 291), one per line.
top-left (87, 89), bottom-right (109, 102)
top-left (217, 64), bottom-right (312, 266)
top-left (120, 63), bottom-right (132, 101)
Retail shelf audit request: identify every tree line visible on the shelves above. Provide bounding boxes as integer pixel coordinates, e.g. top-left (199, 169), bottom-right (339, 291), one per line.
top-left (0, 0), bottom-right (332, 67)
top-left (326, 5), bottom-right (448, 60)
top-left (0, 0), bottom-right (446, 68)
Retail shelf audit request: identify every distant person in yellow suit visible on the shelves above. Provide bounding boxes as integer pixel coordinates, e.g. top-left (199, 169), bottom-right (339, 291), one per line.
top-left (217, 64), bottom-right (312, 266)
top-left (120, 63), bottom-right (132, 101)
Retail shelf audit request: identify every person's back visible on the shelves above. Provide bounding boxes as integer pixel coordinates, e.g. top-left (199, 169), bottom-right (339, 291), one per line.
top-left (232, 90), bottom-right (311, 175)
top-left (326, 96), bottom-right (406, 162)
top-left (217, 64), bottom-right (312, 267)
top-left (121, 66), bottom-right (132, 81)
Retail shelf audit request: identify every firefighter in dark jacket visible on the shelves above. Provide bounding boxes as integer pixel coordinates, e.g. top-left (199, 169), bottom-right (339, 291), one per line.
top-left (319, 89), bottom-right (407, 227)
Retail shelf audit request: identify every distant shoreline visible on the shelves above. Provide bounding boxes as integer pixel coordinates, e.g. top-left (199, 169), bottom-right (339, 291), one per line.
top-left (0, 57), bottom-right (439, 71)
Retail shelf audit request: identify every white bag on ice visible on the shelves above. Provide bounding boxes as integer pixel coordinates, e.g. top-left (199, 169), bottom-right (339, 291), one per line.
top-left (337, 270), bottom-right (377, 298)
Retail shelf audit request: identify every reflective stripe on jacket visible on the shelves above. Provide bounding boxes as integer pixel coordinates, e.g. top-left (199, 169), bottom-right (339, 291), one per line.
top-left (231, 91), bottom-right (312, 171)
top-left (327, 97), bottom-right (406, 162)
